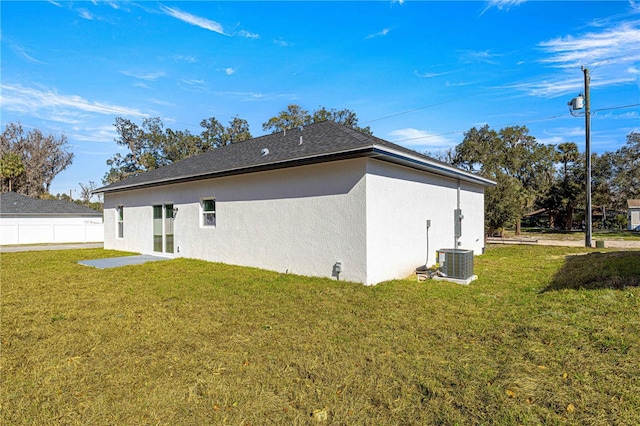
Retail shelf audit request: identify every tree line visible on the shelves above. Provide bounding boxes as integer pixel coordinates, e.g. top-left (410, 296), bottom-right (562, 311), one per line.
top-left (446, 125), bottom-right (639, 235)
top-left (102, 105), bottom-right (371, 184)
top-left (2, 105), bottom-right (637, 236)
top-left (0, 105), bottom-right (368, 198)
top-left (0, 123), bottom-right (73, 197)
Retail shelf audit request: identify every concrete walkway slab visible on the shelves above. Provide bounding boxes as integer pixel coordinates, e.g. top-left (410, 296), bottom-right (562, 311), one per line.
top-left (78, 255), bottom-right (169, 269)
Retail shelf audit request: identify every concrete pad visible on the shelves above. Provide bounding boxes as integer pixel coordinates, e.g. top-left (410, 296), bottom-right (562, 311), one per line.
top-left (432, 275), bottom-right (478, 285)
top-left (78, 255), bottom-right (168, 269)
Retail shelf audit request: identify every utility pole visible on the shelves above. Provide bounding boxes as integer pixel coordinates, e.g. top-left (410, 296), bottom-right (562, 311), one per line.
top-left (583, 66), bottom-right (592, 248)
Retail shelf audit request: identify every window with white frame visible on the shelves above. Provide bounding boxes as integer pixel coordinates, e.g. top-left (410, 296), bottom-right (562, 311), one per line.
top-left (116, 205), bottom-right (124, 238)
top-left (202, 198), bottom-right (216, 227)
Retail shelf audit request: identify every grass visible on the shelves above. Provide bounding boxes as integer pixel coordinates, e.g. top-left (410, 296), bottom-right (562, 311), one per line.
top-left (512, 228), bottom-right (640, 241)
top-left (1, 246), bottom-right (639, 425)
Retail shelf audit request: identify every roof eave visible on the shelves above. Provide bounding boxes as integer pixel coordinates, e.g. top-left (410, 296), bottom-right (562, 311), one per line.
top-left (95, 145), bottom-right (495, 195)
top-left (0, 213), bottom-right (103, 218)
top-left (370, 145), bottom-right (497, 187)
top-left (94, 147), bottom-right (374, 194)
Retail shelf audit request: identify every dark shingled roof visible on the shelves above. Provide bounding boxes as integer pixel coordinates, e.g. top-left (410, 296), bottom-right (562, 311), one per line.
top-left (96, 121), bottom-right (495, 194)
top-left (0, 192), bottom-right (103, 217)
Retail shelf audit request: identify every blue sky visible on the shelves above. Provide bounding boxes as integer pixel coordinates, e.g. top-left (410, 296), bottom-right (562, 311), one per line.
top-left (1, 1), bottom-right (639, 198)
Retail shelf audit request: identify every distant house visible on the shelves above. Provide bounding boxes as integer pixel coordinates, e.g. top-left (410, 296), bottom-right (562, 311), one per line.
top-left (629, 199), bottom-right (640, 231)
top-left (0, 192), bottom-right (103, 245)
top-left (95, 121), bottom-right (495, 285)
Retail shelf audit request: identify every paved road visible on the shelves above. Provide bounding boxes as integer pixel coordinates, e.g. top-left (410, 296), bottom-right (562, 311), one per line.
top-left (487, 238), bottom-right (640, 249)
top-left (0, 243), bottom-right (103, 253)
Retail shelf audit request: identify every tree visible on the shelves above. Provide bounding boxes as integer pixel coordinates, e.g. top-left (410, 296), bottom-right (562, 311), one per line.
top-left (611, 131), bottom-right (640, 208)
top-left (591, 152), bottom-right (616, 209)
top-left (311, 106), bottom-right (372, 135)
top-left (104, 116), bottom-right (252, 184)
top-left (425, 147), bottom-right (455, 164)
top-left (453, 125), bottom-right (554, 235)
top-left (79, 181), bottom-right (98, 205)
top-left (484, 173), bottom-right (521, 236)
top-left (199, 116), bottom-right (251, 149)
top-left (262, 105), bottom-right (372, 135)
top-left (540, 142), bottom-right (583, 229)
top-left (0, 152), bottom-right (25, 192)
top-left (0, 122), bottom-right (73, 197)
top-left (262, 104), bottom-right (311, 133)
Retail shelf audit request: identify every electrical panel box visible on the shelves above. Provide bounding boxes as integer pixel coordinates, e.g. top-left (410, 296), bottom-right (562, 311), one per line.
top-left (454, 209), bottom-right (463, 238)
top-left (437, 249), bottom-right (474, 280)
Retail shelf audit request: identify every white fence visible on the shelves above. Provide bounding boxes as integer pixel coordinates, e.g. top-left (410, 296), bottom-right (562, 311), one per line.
top-left (1, 219), bottom-right (104, 245)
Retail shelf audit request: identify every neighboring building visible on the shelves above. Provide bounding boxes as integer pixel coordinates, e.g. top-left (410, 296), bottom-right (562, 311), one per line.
top-left (0, 192), bottom-right (103, 245)
top-left (95, 121), bottom-right (495, 285)
top-left (629, 199), bottom-right (640, 231)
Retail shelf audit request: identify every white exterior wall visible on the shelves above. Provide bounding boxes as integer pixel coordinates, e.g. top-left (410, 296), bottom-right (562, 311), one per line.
top-left (0, 217), bottom-right (104, 245)
top-left (103, 157), bottom-right (488, 285)
top-left (104, 159), bottom-right (368, 283)
top-left (365, 159), bottom-right (486, 285)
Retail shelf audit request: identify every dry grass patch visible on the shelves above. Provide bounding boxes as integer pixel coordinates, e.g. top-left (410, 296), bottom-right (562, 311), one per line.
top-left (1, 246), bottom-right (639, 425)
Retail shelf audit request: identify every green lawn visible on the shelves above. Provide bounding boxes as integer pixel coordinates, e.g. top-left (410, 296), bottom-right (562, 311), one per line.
top-left (516, 228), bottom-right (640, 241)
top-left (1, 246), bottom-right (639, 425)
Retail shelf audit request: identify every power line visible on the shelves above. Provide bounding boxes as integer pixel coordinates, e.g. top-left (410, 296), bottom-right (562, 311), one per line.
top-left (389, 113), bottom-right (567, 144)
top-left (363, 87), bottom-right (498, 125)
top-left (362, 60), bottom-right (637, 127)
top-left (388, 103), bottom-right (639, 144)
top-left (593, 103), bottom-right (640, 114)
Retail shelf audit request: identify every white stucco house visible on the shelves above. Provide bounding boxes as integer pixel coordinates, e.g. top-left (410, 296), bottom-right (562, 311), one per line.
top-left (95, 121), bottom-right (495, 285)
top-left (0, 192), bottom-right (104, 245)
top-left (628, 199), bottom-right (640, 231)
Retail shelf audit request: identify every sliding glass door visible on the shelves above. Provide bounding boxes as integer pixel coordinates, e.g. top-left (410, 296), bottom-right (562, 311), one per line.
top-left (153, 204), bottom-right (174, 254)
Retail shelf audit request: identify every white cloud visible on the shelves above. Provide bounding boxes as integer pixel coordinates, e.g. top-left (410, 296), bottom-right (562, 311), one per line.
top-left (160, 5), bottom-right (227, 35)
top-left (414, 70), bottom-right (450, 79)
top-left (9, 44), bottom-right (45, 64)
top-left (366, 28), bottom-right (390, 39)
top-left (69, 124), bottom-right (118, 143)
top-left (481, 0), bottom-right (527, 15)
top-left (214, 91), bottom-right (298, 102)
top-left (237, 30), bottom-right (259, 39)
top-left (225, 68), bottom-right (235, 76)
top-left (539, 21), bottom-right (640, 69)
top-left (517, 20), bottom-right (640, 97)
top-left (77, 9), bottom-right (95, 20)
top-left (173, 54), bottom-right (197, 63)
top-left (0, 83), bottom-right (148, 123)
top-left (445, 80), bottom-right (474, 87)
top-left (119, 70), bottom-right (167, 81)
top-left (148, 98), bottom-right (176, 107)
top-left (105, 1), bottom-right (121, 10)
top-left (535, 135), bottom-right (564, 146)
top-left (388, 128), bottom-right (456, 148)
top-left (133, 82), bottom-right (151, 89)
top-left (274, 37), bottom-right (291, 47)
top-left (179, 79), bottom-right (208, 92)
top-left (459, 49), bottom-right (501, 64)
top-left (513, 75), bottom-right (635, 98)
top-left (542, 127), bottom-right (587, 139)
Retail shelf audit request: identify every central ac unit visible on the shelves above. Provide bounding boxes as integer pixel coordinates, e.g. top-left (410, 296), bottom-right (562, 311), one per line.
top-left (436, 249), bottom-right (474, 280)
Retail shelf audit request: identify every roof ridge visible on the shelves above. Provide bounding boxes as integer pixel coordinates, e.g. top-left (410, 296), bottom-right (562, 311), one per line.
top-left (96, 120), bottom-right (495, 193)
